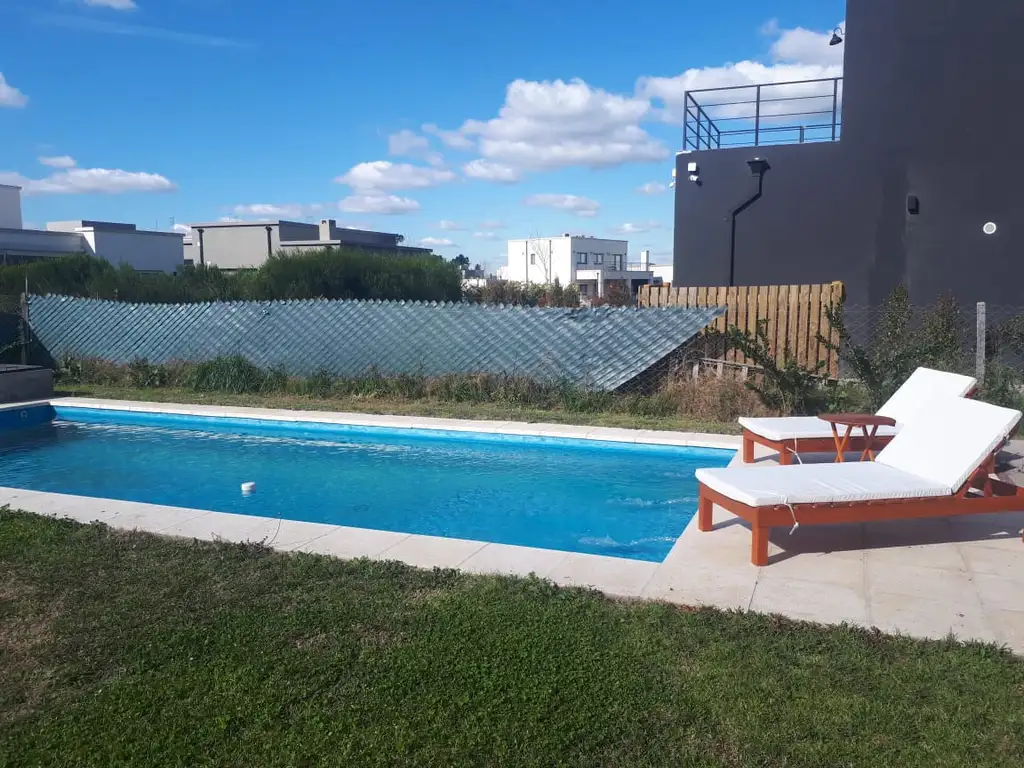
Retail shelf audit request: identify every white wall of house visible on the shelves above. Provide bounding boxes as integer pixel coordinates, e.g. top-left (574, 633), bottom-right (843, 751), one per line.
top-left (652, 263), bottom-right (674, 284)
top-left (188, 223), bottom-right (281, 269)
top-left (81, 228), bottom-right (184, 273)
top-left (505, 236), bottom-right (629, 286)
top-left (0, 185), bottom-right (23, 230)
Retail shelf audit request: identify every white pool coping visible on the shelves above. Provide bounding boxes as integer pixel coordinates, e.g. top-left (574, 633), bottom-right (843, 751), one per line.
top-left (0, 397), bottom-right (739, 598)
top-left (46, 397), bottom-right (742, 451)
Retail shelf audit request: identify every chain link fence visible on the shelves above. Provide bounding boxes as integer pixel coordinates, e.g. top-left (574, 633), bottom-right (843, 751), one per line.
top-left (6, 288), bottom-right (1024, 420)
top-left (831, 302), bottom-right (1024, 382)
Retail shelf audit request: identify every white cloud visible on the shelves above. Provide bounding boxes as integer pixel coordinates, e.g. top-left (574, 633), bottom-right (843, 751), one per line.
top-left (438, 219), bottom-right (464, 231)
top-left (217, 216), bottom-right (242, 223)
top-left (84, 0), bottom-right (138, 9)
top-left (767, 19), bottom-right (845, 68)
top-left (338, 194), bottom-right (420, 215)
top-left (388, 129), bottom-right (444, 167)
top-left (611, 221), bottom-right (660, 234)
top-left (41, 13), bottom-right (254, 48)
top-left (0, 167), bottom-right (177, 195)
top-left (462, 159), bottom-right (521, 183)
top-left (419, 237), bottom-right (455, 248)
top-left (423, 123), bottom-right (476, 151)
top-left (524, 193), bottom-right (600, 218)
top-left (636, 20), bottom-right (844, 124)
top-left (636, 181), bottom-right (667, 195)
top-left (231, 202), bottom-right (325, 219)
top-left (173, 223), bottom-right (192, 235)
top-left (480, 219), bottom-right (505, 229)
top-left (335, 160), bottom-right (455, 192)
top-left (0, 73), bottom-right (28, 108)
top-left (39, 155), bottom-right (77, 169)
top-left (387, 129), bottom-right (429, 156)
top-left (473, 232), bottom-right (500, 240)
top-left (436, 79), bottom-right (668, 174)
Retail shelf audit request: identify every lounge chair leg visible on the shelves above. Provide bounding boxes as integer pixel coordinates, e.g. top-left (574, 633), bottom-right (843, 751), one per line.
top-left (698, 493), bottom-right (713, 532)
top-left (751, 524), bottom-right (769, 566)
top-left (742, 433), bottom-right (754, 463)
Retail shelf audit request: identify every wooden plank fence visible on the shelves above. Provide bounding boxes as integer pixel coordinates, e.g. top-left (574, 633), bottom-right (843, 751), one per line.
top-left (637, 282), bottom-right (845, 378)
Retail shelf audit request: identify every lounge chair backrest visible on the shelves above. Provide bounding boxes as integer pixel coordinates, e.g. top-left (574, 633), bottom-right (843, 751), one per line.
top-left (877, 367), bottom-right (977, 426)
top-left (876, 396), bottom-right (1020, 491)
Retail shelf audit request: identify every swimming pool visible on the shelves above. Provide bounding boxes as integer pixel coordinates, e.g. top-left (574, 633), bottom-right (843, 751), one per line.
top-left (0, 405), bottom-right (733, 562)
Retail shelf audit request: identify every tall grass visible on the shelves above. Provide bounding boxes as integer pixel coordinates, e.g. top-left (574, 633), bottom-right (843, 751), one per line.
top-left (56, 355), bottom-right (770, 422)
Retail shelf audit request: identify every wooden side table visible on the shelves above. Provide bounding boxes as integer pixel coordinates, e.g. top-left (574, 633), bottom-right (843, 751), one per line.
top-left (818, 413), bottom-right (898, 462)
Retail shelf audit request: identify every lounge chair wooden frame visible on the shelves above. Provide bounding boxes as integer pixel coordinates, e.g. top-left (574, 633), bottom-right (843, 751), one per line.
top-left (698, 451), bottom-right (1024, 566)
top-left (741, 386), bottom-right (981, 466)
top-left (740, 430), bottom-right (889, 465)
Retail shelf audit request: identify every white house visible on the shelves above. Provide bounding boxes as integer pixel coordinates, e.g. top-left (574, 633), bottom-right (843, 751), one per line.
top-left (0, 184), bottom-right (183, 273)
top-left (502, 234), bottom-right (669, 301)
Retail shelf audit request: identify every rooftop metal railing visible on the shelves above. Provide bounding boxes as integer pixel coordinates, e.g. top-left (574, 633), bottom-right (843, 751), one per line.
top-left (682, 77), bottom-right (843, 151)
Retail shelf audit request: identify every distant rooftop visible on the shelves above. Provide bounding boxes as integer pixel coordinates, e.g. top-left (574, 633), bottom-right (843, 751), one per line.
top-left (46, 220), bottom-right (137, 233)
top-left (187, 219), bottom-right (404, 240)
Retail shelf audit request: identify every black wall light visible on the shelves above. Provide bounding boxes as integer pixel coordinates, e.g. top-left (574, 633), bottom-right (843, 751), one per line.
top-left (829, 26), bottom-right (845, 46)
top-left (728, 158), bottom-right (771, 286)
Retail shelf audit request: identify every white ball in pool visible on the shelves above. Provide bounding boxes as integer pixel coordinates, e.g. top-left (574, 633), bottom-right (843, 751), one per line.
top-left (241, 481), bottom-right (256, 495)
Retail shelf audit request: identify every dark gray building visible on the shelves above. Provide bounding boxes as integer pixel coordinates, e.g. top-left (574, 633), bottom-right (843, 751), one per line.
top-left (673, 0), bottom-right (1024, 306)
top-left (185, 218), bottom-right (431, 268)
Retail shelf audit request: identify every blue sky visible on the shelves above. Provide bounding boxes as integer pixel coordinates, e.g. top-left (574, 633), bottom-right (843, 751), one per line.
top-left (0, 0), bottom-right (845, 270)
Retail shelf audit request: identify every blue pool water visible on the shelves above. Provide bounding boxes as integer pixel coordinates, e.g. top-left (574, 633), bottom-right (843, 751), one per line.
top-left (0, 406), bottom-right (733, 562)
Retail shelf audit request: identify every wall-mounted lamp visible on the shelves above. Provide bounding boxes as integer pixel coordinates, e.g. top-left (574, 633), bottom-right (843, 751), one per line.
top-left (686, 161), bottom-right (702, 186)
top-left (746, 157), bottom-right (771, 177)
top-left (829, 26), bottom-right (845, 46)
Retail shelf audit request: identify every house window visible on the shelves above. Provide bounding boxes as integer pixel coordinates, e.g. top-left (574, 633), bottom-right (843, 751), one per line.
top-left (593, 252), bottom-right (604, 265)
top-left (530, 253), bottom-right (536, 265)
top-left (576, 251), bottom-right (587, 264)
top-left (612, 254), bottom-right (624, 270)
top-left (579, 284), bottom-right (589, 296)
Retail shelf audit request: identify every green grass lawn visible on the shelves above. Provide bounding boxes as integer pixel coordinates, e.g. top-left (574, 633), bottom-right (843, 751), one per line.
top-left (56, 384), bottom-right (742, 435)
top-left (2, 511), bottom-right (1022, 767)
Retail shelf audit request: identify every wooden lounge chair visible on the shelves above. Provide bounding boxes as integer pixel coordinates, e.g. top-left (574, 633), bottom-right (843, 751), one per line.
top-left (697, 396), bottom-right (1024, 566)
top-left (738, 367), bottom-right (977, 464)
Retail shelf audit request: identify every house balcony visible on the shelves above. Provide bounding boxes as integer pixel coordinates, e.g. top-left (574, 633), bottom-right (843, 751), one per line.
top-left (682, 77), bottom-right (843, 151)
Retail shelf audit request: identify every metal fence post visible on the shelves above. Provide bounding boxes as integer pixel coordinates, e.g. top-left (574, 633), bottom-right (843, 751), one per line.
top-left (976, 301), bottom-right (986, 383)
top-left (19, 291), bottom-right (28, 365)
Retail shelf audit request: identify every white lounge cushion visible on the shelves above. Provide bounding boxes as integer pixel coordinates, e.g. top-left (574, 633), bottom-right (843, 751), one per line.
top-left (696, 462), bottom-right (948, 507)
top-left (738, 367), bottom-right (976, 443)
top-left (875, 396), bottom-right (1021, 492)
top-left (737, 415), bottom-right (899, 442)
top-left (876, 367), bottom-right (976, 424)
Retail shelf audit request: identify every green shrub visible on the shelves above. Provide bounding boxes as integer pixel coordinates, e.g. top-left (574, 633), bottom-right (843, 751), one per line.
top-left (724, 319), bottom-right (828, 415)
top-left (186, 356), bottom-right (268, 394)
top-left (822, 287), bottom-right (972, 411)
top-left (1, 249), bottom-right (462, 305)
top-left (302, 368), bottom-right (336, 398)
top-left (978, 363), bottom-right (1024, 409)
top-left (126, 359), bottom-right (170, 389)
top-left (463, 280), bottom-right (580, 307)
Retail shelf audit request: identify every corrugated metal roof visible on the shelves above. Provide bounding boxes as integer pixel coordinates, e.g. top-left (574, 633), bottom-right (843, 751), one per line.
top-left (27, 295), bottom-right (724, 391)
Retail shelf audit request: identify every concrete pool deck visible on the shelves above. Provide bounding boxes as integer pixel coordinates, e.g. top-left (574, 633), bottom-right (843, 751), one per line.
top-left (2, 397), bottom-right (1022, 653)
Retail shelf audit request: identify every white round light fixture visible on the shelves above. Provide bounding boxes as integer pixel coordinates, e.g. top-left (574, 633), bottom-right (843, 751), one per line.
top-left (983, 221), bottom-right (998, 235)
